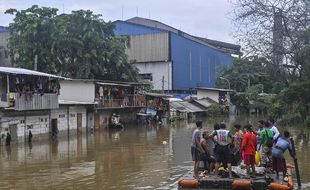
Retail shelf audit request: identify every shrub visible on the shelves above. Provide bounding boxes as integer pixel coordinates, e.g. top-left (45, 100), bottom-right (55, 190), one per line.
top-left (206, 104), bottom-right (229, 117)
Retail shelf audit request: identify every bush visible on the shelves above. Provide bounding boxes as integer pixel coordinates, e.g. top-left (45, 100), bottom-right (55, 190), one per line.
top-left (206, 104), bottom-right (229, 117)
top-left (277, 113), bottom-right (302, 126)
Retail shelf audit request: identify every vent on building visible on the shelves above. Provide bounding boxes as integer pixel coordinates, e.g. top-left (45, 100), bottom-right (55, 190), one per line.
top-left (140, 73), bottom-right (152, 81)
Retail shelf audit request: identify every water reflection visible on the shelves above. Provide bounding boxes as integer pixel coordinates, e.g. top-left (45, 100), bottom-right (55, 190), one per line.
top-left (0, 116), bottom-right (309, 190)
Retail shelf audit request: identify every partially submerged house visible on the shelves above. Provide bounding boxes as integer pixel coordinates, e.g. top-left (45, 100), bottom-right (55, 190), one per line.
top-left (0, 67), bottom-right (63, 142)
top-left (0, 67), bottom-right (150, 144)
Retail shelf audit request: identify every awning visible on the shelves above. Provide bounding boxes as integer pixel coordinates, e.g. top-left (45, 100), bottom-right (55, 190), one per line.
top-left (0, 67), bottom-right (65, 79)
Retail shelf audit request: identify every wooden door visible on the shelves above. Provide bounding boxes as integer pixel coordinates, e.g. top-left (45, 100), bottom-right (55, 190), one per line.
top-left (94, 113), bottom-right (100, 130)
top-left (77, 113), bottom-right (82, 133)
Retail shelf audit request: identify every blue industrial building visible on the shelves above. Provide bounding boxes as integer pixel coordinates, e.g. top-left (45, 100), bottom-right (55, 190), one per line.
top-left (114, 17), bottom-right (241, 91)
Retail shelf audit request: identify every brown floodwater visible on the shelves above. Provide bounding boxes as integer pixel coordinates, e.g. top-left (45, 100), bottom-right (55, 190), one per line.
top-left (0, 115), bottom-right (309, 190)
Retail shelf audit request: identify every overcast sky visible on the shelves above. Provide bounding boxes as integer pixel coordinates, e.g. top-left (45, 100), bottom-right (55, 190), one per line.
top-left (0, 0), bottom-right (237, 44)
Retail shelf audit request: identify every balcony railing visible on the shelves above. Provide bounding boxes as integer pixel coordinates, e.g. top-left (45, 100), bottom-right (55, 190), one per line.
top-left (7, 93), bottom-right (59, 111)
top-left (96, 95), bottom-right (146, 109)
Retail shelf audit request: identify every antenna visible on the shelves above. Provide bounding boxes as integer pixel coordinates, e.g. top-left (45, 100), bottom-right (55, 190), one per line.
top-left (148, 10), bottom-right (150, 19)
top-left (136, 7), bottom-right (138, 16)
top-left (62, 3), bottom-right (65, 13)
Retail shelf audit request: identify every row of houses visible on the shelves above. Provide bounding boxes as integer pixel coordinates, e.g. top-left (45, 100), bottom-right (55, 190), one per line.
top-left (0, 67), bottom-right (155, 144)
top-left (0, 66), bottom-right (232, 144)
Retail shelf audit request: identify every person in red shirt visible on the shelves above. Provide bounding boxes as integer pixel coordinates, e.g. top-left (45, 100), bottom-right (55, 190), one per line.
top-left (241, 124), bottom-right (257, 178)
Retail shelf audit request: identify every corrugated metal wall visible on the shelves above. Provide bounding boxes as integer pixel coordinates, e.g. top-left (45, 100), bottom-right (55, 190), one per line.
top-left (114, 21), bottom-right (162, 36)
top-left (170, 33), bottom-right (232, 90)
top-left (126, 32), bottom-right (169, 63)
top-left (114, 20), bottom-right (233, 91)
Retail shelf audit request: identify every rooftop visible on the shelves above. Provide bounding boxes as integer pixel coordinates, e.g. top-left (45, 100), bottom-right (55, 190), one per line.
top-left (119, 17), bottom-right (241, 55)
top-left (196, 87), bottom-right (234, 92)
top-left (0, 66), bottom-right (64, 79)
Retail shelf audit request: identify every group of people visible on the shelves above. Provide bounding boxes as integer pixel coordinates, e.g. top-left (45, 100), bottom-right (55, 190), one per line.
top-left (191, 119), bottom-right (295, 181)
top-left (9, 76), bottom-right (60, 101)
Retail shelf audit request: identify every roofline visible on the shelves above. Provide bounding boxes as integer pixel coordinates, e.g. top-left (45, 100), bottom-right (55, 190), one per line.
top-left (0, 66), bottom-right (65, 79)
top-left (196, 87), bottom-right (234, 92)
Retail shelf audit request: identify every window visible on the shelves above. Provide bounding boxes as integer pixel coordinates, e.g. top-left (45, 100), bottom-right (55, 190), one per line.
top-left (59, 114), bottom-right (65, 118)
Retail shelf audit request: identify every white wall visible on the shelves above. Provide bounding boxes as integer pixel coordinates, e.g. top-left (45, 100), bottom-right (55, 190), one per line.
top-left (197, 89), bottom-right (219, 103)
top-left (59, 80), bottom-right (95, 103)
top-left (0, 105), bottom-right (88, 143)
top-left (135, 61), bottom-right (172, 90)
top-left (50, 105), bottom-right (87, 132)
top-left (0, 112), bottom-right (50, 141)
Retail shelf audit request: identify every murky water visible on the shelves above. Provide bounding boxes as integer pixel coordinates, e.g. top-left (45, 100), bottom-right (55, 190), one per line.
top-left (0, 115), bottom-right (309, 190)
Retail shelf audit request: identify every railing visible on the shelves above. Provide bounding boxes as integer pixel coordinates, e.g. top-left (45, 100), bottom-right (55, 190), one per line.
top-left (11, 93), bottom-right (59, 111)
top-left (96, 95), bottom-right (146, 108)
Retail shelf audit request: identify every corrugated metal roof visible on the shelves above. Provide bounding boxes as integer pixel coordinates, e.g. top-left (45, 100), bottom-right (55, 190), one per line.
top-left (170, 101), bottom-right (204, 113)
top-left (192, 99), bottom-right (214, 109)
top-left (0, 67), bottom-right (64, 79)
top-left (124, 17), bottom-right (241, 55)
top-left (96, 82), bottom-right (130, 87)
top-left (0, 26), bottom-right (9, 33)
top-left (144, 92), bottom-right (173, 98)
top-left (196, 87), bottom-right (234, 92)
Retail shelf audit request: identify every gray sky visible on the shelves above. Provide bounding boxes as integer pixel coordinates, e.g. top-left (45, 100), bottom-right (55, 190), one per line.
top-left (0, 0), bottom-right (237, 44)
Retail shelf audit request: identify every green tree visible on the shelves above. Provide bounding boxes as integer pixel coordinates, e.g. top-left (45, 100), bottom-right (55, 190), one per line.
top-left (5, 5), bottom-right (139, 81)
top-left (216, 56), bottom-right (275, 93)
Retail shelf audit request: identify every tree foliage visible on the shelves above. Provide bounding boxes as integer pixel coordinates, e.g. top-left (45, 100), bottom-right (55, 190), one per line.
top-left (227, 1), bottom-right (310, 123)
top-left (216, 56), bottom-right (275, 93)
top-left (5, 5), bottom-right (139, 81)
top-left (233, 0), bottom-right (310, 84)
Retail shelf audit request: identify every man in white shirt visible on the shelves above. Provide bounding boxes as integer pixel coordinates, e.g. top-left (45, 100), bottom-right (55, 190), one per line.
top-left (269, 119), bottom-right (280, 142)
top-left (211, 123), bottom-right (233, 178)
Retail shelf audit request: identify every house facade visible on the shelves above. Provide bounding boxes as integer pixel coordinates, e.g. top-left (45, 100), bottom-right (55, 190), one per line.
top-left (114, 17), bottom-right (241, 91)
top-left (0, 67), bottom-right (62, 143)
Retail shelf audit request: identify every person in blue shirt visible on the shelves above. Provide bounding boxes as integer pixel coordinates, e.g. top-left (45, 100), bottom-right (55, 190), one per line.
top-left (272, 131), bottom-right (295, 181)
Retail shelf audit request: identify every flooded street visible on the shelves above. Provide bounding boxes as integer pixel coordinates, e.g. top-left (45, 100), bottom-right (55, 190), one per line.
top-left (0, 116), bottom-right (310, 190)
